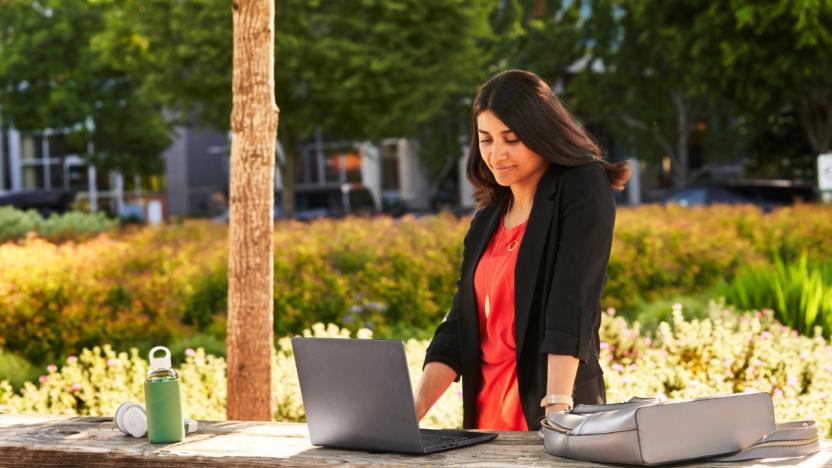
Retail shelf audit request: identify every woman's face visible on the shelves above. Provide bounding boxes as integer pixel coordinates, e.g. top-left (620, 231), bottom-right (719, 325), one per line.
top-left (477, 110), bottom-right (549, 188)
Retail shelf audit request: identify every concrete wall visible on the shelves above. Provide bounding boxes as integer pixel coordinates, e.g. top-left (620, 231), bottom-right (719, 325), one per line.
top-left (398, 138), bottom-right (430, 210)
top-left (162, 127), bottom-right (189, 217)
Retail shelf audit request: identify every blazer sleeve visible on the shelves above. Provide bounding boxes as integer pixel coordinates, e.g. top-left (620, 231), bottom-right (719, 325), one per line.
top-left (540, 164), bottom-right (616, 363)
top-left (423, 210), bottom-right (481, 381)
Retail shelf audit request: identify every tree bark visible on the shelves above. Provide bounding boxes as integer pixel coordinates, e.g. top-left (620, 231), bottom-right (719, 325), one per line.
top-left (671, 89), bottom-right (690, 186)
top-left (797, 88), bottom-right (832, 155)
top-left (227, 0), bottom-right (278, 421)
top-left (280, 135), bottom-right (297, 219)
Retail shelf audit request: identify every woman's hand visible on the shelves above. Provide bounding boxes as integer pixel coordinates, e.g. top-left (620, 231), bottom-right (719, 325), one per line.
top-left (544, 402), bottom-right (571, 417)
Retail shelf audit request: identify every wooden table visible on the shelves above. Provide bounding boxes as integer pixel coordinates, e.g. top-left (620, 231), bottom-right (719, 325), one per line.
top-left (1, 414), bottom-right (830, 467)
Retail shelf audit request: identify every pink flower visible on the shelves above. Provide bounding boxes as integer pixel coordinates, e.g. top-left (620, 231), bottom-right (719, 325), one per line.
top-left (800, 352), bottom-right (809, 360)
top-left (66, 355), bottom-right (78, 364)
top-left (600, 342), bottom-right (610, 351)
top-left (606, 307), bottom-right (616, 316)
top-left (612, 363), bottom-right (624, 371)
top-left (774, 388), bottom-right (783, 397)
top-left (106, 358), bottom-right (119, 367)
top-left (787, 375), bottom-right (799, 387)
top-left (38, 375), bottom-right (48, 384)
top-left (754, 311), bottom-right (762, 319)
top-left (185, 348), bottom-right (196, 357)
top-left (791, 330), bottom-right (798, 337)
top-left (71, 383), bottom-right (81, 393)
top-left (643, 338), bottom-right (652, 346)
top-left (46, 364), bottom-right (57, 373)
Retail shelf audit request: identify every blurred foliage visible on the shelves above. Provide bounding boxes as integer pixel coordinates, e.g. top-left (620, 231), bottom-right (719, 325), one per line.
top-left (570, 0), bottom-right (832, 184)
top-left (1, 0), bottom-right (830, 186)
top-left (2, 205), bottom-right (832, 368)
top-left (4, 309), bottom-right (832, 437)
top-left (0, 207), bottom-right (117, 243)
top-left (717, 252), bottom-right (832, 339)
top-left (600, 303), bottom-right (832, 438)
top-left (0, 0), bottom-right (170, 176)
top-left (0, 349), bottom-right (37, 391)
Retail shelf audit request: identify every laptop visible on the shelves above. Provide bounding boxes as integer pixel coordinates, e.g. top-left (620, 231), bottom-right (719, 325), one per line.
top-left (291, 337), bottom-right (498, 454)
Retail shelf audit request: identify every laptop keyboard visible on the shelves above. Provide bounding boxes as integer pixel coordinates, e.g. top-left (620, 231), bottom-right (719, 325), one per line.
top-left (421, 434), bottom-right (471, 449)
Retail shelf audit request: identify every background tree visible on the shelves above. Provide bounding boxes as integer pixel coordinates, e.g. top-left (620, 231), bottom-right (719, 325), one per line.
top-left (0, 0), bottom-right (170, 179)
top-left (692, 0), bottom-right (832, 179)
top-left (568, 0), bottom-right (720, 187)
top-left (97, 0), bottom-right (492, 217)
top-left (226, 0), bottom-right (278, 420)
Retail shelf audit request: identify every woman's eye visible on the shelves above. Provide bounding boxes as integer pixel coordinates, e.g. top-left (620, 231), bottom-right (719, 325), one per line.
top-left (506, 139), bottom-right (519, 144)
top-left (479, 140), bottom-right (491, 143)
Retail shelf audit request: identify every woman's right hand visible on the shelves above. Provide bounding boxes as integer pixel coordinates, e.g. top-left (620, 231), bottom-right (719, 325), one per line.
top-left (413, 362), bottom-right (458, 422)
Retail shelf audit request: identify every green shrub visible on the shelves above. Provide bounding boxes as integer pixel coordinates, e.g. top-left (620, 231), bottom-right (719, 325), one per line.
top-left (0, 206), bottom-right (116, 243)
top-left (0, 206), bottom-right (42, 242)
top-left (40, 210), bottom-right (118, 242)
top-left (717, 252), bottom-right (832, 338)
top-left (0, 349), bottom-right (37, 391)
top-left (3, 205), bottom-right (832, 367)
top-left (0, 222), bottom-right (224, 365)
top-left (621, 291), bottom-right (713, 333)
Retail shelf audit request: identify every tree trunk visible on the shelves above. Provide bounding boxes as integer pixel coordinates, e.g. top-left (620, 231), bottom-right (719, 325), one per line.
top-left (280, 133), bottom-right (300, 219)
top-left (227, 0), bottom-right (278, 421)
top-left (671, 90), bottom-right (690, 186)
top-left (797, 89), bottom-right (832, 155)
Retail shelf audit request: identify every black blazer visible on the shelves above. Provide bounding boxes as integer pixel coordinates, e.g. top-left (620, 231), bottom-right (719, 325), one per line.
top-left (424, 161), bottom-right (616, 430)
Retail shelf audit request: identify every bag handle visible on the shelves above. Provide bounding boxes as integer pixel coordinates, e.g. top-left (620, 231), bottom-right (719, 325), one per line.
top-left (706, 420), bottom-right (820, 462)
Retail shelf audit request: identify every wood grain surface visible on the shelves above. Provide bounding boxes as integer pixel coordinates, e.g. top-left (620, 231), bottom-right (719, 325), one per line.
top-left (1, 414), bottom-right (830, 467)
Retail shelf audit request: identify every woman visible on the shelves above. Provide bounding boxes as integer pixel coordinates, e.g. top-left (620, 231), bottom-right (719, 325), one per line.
top-left (414, 70), bottom-right (630, 431)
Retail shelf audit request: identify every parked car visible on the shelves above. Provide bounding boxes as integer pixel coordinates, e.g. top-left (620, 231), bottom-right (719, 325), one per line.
top-left (0, 190), bottom-right (76, 217)
top-left (213, 183), bottom-right (377, 223)
top-left (661, 179), bottom-right (819, 212)
top-left (276, 183), bottom-right (377, 221)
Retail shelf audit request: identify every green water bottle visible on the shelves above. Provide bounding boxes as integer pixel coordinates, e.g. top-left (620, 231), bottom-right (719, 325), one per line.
top-left (144, 346), bottom-right (185, 444)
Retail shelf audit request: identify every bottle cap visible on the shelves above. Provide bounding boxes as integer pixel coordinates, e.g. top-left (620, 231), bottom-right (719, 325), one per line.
top-left (115, 401), bottom-right (147, 438)
top-left (149, 346), bottom-right (172, 370)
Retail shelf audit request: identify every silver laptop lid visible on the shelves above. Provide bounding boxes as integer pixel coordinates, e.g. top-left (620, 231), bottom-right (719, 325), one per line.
top-left (291, 337), bottom-right (424, 453)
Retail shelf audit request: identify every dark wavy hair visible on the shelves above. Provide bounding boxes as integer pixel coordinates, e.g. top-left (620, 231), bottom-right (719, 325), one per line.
top-left (466, 69), bottom-right (631, 209)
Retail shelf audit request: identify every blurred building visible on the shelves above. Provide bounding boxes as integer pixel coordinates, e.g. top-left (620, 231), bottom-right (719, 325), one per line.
top-left (0, 127), bottom-right (129, 214)
top-left (0, 120), bottom-right (436, 218)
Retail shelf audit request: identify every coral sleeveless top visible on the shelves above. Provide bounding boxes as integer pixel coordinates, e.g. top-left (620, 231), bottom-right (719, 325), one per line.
top-left (472, 216), bottom-right (529, 430)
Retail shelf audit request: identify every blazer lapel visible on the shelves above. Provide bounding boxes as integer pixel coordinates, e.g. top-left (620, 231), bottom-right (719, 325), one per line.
top-left (514, 165), bottom-right (561, 356)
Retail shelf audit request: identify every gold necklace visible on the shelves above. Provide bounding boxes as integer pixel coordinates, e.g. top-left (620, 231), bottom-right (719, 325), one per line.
top-left (484, 219), bottom-right (507, 320)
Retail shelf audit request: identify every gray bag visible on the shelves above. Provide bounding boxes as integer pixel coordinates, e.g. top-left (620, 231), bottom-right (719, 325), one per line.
top-left (539, 392), bottom-right (820, 465)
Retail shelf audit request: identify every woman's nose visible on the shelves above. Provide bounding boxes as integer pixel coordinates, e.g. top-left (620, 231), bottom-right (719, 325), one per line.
top-left (490, 146), bottom-right (508, 164)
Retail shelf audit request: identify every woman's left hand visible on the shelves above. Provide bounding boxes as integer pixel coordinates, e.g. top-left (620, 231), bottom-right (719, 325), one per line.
top-left (544, 403), bottom-right (571, 417)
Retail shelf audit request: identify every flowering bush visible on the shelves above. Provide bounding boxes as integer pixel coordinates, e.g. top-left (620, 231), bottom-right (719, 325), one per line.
top-left (3, 307), bottom-right (831, 437)
top-left (3, 205), bottom-right (832, 367)
top-left (600, 302), bottom-right (832, 437)
top-left (0, 322), bottom-right (461, 428)
top-left (0, 222), bottom-right (227, 364)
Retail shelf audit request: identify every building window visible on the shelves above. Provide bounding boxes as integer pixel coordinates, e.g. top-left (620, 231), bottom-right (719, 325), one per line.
top-left (381, 141), bottom-right (400, 191)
